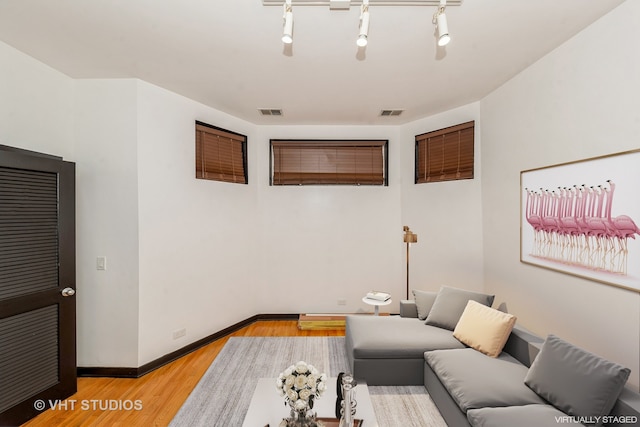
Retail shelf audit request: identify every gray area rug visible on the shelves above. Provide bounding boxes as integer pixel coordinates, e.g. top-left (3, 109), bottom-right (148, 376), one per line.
top-left (170, 337), bottom-right (446, 427)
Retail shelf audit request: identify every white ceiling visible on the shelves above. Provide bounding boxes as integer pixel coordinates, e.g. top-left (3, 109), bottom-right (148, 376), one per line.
top-left (0, 0), bottom-right (626, 125)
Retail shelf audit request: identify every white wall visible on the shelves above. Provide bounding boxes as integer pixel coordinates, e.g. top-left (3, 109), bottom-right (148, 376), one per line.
top-left (135, 81), bottom-right (259, 365)
top-left (74, 79), bottom-right (141, 367)
top-left (255, 125), bottom-right (404, 314)
top-left (480, 1), bottom-right (640, 389)
top-left (0, 41), bottom-right (74, 158)
top-left (0, 44), bottom-right (143, 367)
top-left (134, 86), bottom-right (407, 363)
top-left (400, 103), bottom-right (485, 296)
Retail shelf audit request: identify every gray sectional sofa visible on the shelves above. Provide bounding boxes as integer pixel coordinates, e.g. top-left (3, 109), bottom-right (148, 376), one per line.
top-left (345, 287), bottom-right (640, 427)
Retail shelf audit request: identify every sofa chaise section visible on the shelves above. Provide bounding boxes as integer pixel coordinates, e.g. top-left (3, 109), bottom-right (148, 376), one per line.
top-left (345, 314), bottom-right (465, 385)
top-left (346, 286), bottom-right (496, 386)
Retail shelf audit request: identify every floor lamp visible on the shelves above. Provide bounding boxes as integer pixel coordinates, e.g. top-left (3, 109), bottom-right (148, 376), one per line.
top-left (403, 226), bottom-right (418, 300)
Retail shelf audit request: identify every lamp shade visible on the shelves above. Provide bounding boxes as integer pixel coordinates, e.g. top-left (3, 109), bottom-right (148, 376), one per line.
top-left (403, 226), bottom-right (418, 243)
top-left (404, 232), bottom-right (417, 243)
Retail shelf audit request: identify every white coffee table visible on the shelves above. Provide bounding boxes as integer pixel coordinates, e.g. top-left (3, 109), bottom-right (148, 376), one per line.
top-left (242, 377), bottom-right (378, 426)
top-left (362, 296), bottom-right (392, 316)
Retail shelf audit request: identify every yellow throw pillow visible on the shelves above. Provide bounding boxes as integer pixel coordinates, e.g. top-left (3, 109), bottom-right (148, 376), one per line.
top-left (453, 300), bottom-right (517, 357)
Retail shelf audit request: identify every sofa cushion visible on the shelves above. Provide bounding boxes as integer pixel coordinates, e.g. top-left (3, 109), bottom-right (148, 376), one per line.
top-left (524, 334), bottom-right (631, 425)
top-left (453, 300), bottom-right (516, 357)
top-left (412, 289), bottom-right (437, 320)
top-left (425, 286), bottom-right (495, 331)
top-left (467, 404), bottom-right (584, 427)
top-left (425, 348), bottom-right (546, 411)
top-left (346, 315), bottom-right (465, 359)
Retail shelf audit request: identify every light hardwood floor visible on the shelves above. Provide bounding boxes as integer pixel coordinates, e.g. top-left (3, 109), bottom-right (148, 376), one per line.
top-left (23, 320), bottom-right (344, 427)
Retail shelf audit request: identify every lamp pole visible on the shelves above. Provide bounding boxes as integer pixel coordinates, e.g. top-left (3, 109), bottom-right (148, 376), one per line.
top-left (406, 239), bottom-right (410, 300)
top-left (403, 226), bottom-right (417, 300)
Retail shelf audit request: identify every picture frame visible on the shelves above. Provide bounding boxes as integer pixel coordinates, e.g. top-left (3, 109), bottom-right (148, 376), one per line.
top-left (520, 149), bottom-right (640, 292)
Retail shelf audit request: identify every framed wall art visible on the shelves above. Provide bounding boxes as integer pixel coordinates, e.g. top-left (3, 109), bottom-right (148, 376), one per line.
top-left (520, 149), bottom-right (640, 292)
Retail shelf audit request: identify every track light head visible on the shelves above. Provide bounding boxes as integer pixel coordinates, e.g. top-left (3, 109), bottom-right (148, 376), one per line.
top-left (433, 0), bottom-right (450, 47)
top-left (282, 0), bottom-right (293, 44)
top-left (357, 1), bottom-right (370, 47)
top-left (436, 12), bottom-right (449, 46)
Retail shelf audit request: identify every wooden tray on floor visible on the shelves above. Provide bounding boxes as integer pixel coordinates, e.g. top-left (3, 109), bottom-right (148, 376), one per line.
top-left (297, 314), bottom-right (346, 330)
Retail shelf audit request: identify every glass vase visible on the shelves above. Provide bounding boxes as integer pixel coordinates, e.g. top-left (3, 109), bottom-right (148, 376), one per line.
top-left (285, 404), bottom-right (317, 427)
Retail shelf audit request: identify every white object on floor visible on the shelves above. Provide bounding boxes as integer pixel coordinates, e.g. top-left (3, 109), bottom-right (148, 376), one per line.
top-left (362, 296), bottom-right (392, 316)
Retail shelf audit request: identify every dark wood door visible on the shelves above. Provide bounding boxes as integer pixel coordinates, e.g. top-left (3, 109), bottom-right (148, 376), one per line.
top-left (0, 147), bottom-right (76, 426)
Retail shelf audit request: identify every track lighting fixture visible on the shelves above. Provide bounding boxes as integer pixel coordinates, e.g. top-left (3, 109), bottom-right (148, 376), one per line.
top-left (433, 0), bottom-right (450, 46)
top-left (282, 0), bottom-right (293, 44)
top-left (357, 0), bottom-right (370, 47)
top-left (266, 0), bottom-right (461, 48)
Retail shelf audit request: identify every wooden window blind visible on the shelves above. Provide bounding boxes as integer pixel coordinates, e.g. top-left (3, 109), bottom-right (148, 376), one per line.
top-left (271, 140), bottom-right (388, 186)
top-left (195, 121), bottom-right (247, 184)
top-left (415, 121), bottom-right (474, 184)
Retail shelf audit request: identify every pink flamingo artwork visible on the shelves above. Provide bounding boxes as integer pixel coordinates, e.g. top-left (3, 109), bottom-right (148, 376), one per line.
top-left (524, 180), bottom-right (640, 275)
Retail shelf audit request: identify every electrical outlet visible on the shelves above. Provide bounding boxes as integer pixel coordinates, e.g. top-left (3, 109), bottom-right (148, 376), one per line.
top-left (337, 299), bottom-right (347, 306)
top-left (172, 328), bottom-right (186, 340)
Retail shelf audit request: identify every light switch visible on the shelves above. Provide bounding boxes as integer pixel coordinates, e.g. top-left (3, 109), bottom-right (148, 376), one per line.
top-left (96, 256), bottom-right (107, 271)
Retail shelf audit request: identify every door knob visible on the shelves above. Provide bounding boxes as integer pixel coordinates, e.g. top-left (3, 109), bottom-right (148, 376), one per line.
top-left (61, 287), bottom-right (76, 297)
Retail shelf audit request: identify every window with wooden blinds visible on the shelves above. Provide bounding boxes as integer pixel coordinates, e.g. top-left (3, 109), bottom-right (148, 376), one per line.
top-left (415, 121), bottom-right (474, 184)
top-left (195, 121), bottom-right (247, 184)
top-left (270, 140), bottom-right (388, 186)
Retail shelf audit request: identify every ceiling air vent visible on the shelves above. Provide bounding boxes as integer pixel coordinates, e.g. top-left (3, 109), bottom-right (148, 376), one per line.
top-left (380, 109), bottom-right (404, 117)
top-left (259, 108), bottom-right (283, 116)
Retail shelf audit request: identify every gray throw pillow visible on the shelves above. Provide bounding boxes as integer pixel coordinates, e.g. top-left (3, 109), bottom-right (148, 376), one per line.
top-left (412, 289), bottom-right (438, 320)
top-left (524, 334), bottom-right (630, 426)
top-left (424, 286), bottom-right (495, 330)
